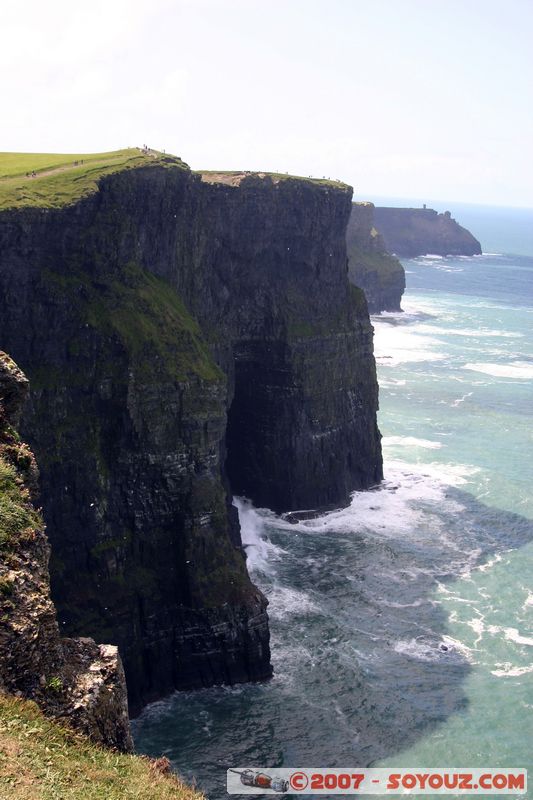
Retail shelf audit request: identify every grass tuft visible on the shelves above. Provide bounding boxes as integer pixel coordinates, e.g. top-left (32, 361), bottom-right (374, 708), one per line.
top-left (0, 458), bottom-right (41, 552)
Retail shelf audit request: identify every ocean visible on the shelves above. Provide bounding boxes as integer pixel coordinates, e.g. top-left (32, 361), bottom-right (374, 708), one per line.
top-left (132, 205), bottom-right (533, 798)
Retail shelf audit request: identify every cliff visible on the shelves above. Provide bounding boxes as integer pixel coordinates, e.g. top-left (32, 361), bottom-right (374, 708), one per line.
top-left (374, 206), bottom-right (482, 257)
top-left (346, 202), bottom-right (405, 313)
top-left (193, 171), bottom-right (382, 510)
top-left (0, 352), bottom-right (132, 752)
top-left (0, 152), bottom-right (382, 715)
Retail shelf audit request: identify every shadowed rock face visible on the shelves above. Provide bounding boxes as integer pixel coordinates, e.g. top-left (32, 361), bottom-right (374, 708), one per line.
top-left (374, 206), bottom-right (482, 257)
top-left (346, 202), bottom-right (405, 313)
top-left (0, 164), bottom-right (382, 714)
top-left (188, 175), bottom-right (383, 512)
top-left (0, 352), bottom-right (132, 751)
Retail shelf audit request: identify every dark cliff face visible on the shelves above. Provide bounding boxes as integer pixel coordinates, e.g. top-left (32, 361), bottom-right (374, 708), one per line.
top-left (179, 174), bottom-right (383, 512)
top-left (374, 206), bottom-right (482, 257)
top-left (346, 203), bottom-right (405, 313)
top-left (0, 164), bottom-right (382, 714)
top-left (0, 353), bottom-right (132, 751)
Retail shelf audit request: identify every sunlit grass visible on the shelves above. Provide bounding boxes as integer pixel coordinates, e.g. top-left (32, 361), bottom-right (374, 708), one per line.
top-left (0, 695), bottom-right (203, 800)
top-left (0, 149), bottom-right (187, 210)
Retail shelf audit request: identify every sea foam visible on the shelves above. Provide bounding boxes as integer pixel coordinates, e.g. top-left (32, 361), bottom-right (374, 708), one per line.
top-left (463, 361), bottom-right (533, 379)
top-left (383, 435), bottom-right (443, 450)
top-left (373, 325), bottom-right (446, 366)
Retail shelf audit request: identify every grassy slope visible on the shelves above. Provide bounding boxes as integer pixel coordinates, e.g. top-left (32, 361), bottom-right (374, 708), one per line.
top-left (0, 149), bottom-right (187, 210)
top-left (0, 150), bottom-right (347, 211)
top-left (0, 696), bottom-right (203, 800)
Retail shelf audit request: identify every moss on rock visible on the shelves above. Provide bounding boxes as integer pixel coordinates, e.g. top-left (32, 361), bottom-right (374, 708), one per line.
top-left (42, 263), bottom-right (222, 384)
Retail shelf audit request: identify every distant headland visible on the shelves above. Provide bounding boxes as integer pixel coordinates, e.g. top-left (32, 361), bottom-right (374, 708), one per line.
top-left (374, 205), bottom-right (482, 257)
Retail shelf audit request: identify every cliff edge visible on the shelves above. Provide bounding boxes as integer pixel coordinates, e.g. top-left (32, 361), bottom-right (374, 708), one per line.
top-left (0, 352), bottom-right (132, 752)
top-left (346, 202), bottom-right (405, 313)
top-left (374, 206), bottom-right (482, 257)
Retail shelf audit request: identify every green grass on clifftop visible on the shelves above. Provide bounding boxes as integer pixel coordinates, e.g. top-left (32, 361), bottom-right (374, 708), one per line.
top-left (0, 695), bottom-right (203, 800)
top-left (0, 149), bottom-right (187, 210)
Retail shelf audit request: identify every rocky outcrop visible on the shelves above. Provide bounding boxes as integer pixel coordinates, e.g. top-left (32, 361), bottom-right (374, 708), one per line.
top-left (346, 202), bottom-right (405, 313)
top-left (374, 206), bottom-right (482, 257)
top-left (0, 160), bottom-right (382, 715)
top-left (0, 352), bottom-right (132, 751)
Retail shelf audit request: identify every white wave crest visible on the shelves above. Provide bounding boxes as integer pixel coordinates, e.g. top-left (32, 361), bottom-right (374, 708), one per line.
top-left (416, 324), bottom-right (523, 339)
top-left (463, 361), bottom-right (533, 379)
top-left (491, 663), bottom-right (533, 677)
top-left (496, 627), bottom-right (533, 647)
top-left (465, 618), bottom-right (533, 648)
top-left (393, 635), bottom-right (473, 663)
top-left (234, 497), bottom-right (285, 575)
top-left (451, 392), bottom-right (473, 407)
top-left (476, 553), bottom-right (503, 573)
top-left (373, 324), bottom-right (446, 366)
top-left (379, 378), bottom-right (407, 388)
top-left (258, 459), bottom-right (476, 542)
top-left (266, 586), bottom-right (320, 620)
top-left (383, 435), bottom-right (443, 450)
top-left (393, 638), bottom-right (441, 662)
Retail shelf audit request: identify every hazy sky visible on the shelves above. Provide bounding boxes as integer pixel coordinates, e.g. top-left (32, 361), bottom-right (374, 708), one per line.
top-left (3, 0), bottom-right (532, 206)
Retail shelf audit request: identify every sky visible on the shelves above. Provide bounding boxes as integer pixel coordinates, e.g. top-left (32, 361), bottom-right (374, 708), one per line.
top-left (3, 0), bottom-right (532, 207)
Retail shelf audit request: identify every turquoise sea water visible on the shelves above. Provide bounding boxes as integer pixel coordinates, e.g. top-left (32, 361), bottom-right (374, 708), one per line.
top-left (133, 214), bottom-right (532, 798)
